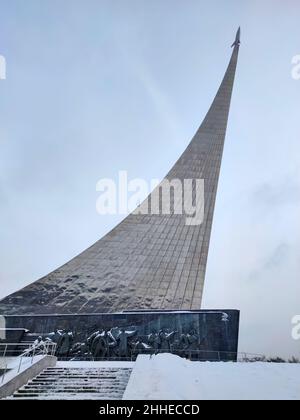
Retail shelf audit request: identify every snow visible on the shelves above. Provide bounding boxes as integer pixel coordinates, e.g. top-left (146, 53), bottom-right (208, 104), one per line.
top-left (0, 357), bottom-right (18, 370)
top-left (0, 355), bottom-right (44, 372)
top-left (0, 355), bottom-right (44, 385)
top-left (56, 361), bottom-right (135, 368)
top-left (123, 354), bottom-right (300, 400)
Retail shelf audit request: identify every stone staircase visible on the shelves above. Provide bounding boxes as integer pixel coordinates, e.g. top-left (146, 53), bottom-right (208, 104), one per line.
top-left (9, 364), bottom-right (133, 400)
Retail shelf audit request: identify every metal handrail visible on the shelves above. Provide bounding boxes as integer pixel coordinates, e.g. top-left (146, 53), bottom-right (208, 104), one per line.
top-left (58, 348), bottom-right (267, 363)
top-left (0, 360), bottom-right (8, 385)
top-left (0, 341), bottom-right (57, 384)
top-left (131, 349), bottom-right (267, 362)
top-left (129, 348), bottom-right (265, 362)
top-left (0, 342), bottom-right (41, 354)
top-left (0, 342), bottom-right (56, 356)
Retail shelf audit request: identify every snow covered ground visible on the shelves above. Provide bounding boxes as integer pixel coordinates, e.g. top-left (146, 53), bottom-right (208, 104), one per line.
top-left (0, 355), bottom-right (45, 386)
top-left (123, 354), bottom-right (300, 400)
top-left (56, 361), bottom-right (135, 368)
top-left (0, 355), bottom-right (45, 372)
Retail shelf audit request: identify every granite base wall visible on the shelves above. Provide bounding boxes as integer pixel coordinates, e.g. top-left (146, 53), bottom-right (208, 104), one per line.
top-left (3, 310), bottom-right (240, 361)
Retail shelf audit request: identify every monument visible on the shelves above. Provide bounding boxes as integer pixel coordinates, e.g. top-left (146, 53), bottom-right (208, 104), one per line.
top-left (0, 29), bottom-right (241, 361)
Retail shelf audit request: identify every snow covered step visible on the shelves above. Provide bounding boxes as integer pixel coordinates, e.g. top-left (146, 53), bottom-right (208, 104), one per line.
top-left (12, 394), bottom-right (123, 400)
top-left (10, 365), bottom-right (133, 400)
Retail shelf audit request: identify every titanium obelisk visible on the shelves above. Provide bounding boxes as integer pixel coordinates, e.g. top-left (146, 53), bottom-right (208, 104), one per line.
top-left (0, 29), bottom-right (240, 315)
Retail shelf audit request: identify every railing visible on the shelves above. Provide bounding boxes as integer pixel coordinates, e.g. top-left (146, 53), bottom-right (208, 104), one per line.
top-left (58, 348), bottom-right (266, 363)
top-left (0, 341), bottom-right (57, 384)
top-left (130, 349), bottom-right (266, 362)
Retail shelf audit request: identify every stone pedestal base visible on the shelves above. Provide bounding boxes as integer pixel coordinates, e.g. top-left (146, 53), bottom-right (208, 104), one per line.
top-left (3, 310), bottom-right (240, 361)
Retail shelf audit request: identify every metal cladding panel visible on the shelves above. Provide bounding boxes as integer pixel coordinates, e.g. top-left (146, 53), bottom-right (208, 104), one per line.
top-left (0, 35), bottom-right (240, 315)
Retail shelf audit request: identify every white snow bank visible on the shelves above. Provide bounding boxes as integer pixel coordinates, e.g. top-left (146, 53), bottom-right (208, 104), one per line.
top-left (0, 355), bottom-right (45, 385)
top-left (0, 355), bottom-right (44, 372)
top-left (123, 354), bottom-right (300, 400)
top-left (57, 361), bottom-right (135, 368)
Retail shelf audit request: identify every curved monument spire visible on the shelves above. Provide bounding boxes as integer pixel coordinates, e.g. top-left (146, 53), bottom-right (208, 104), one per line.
top-left (231, 27), bottom-right (241, 48)
top-left (0, 30), bottom-right (240, 315)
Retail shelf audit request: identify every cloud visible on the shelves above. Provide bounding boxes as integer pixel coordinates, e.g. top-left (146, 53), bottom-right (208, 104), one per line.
top-left (252, 178), bottom-right (300, 209)
top-left (248, 242), bottom-right (290, 282)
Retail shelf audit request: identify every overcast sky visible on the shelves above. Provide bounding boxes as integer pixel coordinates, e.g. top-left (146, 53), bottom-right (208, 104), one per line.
top-left (0, 0), bottom-right (299, 358)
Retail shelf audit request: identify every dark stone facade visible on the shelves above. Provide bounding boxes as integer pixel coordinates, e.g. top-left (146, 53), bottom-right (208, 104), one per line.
top-left (4, 310), bottom-right (240, 361)
top-left (0, 328), bottom-right (28, 356)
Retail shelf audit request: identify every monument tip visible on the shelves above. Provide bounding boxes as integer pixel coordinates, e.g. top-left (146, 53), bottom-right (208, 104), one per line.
top-left (231, 27), bottom-right (241, 48)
